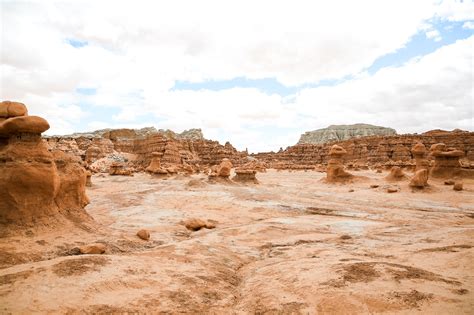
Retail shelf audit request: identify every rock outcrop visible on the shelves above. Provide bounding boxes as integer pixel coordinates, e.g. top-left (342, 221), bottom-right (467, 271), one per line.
top-left (429, 143), bottom-right (464, 178)
top-left (253, 129), bottom-right (474, 171)
top-left (233, 169), bottom-right (258, 184)
top-left (326, 145), bottom-right (353, 183)
top-left (0, 101), bottom-right (92, 235)
top-left (109, 162), bottom-right (132, 176)
top-left (298, 124), bottom-right (396, 145)
top-left (146, 152), bottom-right (168, 176)
top-left (47, 127), bottom-right (247, 173)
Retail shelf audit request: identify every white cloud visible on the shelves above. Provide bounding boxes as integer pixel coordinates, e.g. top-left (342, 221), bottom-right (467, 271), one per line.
top-left (425, 29), bottom-right (442, 41)
top-left (1, 0), bottom-right (473, 152)
top-left (463, 21), bottom-right (474, 29)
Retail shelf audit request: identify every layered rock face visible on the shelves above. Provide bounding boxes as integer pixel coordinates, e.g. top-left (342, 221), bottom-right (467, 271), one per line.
top-left (0, 101), bottom-right (92, 234)
top-left (47, 127), bottom-right (247, 173)
top-left (429, 143), bottom-right (464, 178)
top-left (254, 130), bottom-right (474, 170)
top-left (298, 124), bottom-right (396, 145)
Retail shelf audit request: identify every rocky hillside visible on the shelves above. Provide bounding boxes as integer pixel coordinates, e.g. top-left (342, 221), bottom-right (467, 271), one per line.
top-left (298, 124), bottom-right (396, 144)
top-left (49, 127), bottom-right (204, 141)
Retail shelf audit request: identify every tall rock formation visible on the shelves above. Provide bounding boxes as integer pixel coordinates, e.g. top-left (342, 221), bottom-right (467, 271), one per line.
top-left (298, 124), bottom-right (396, 144)
top-left (0, 101), bottom-right (92, 235)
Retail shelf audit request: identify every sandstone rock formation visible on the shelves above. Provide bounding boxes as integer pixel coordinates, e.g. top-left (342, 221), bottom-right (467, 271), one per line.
top-left (208, 158), bottom-right (234, 183)
top-left (137, 229), bottom-right (151, 240)
top-left (298, 123), bottom-right (396, 144)
top-left (0, 101), bottom-right (92, 235)
top-left (233, 169), bottom-right (258, 184)
top-left (385, 166), bottom-right (407, 181)
top-left (109, 162), bottom-right (132, 176)
top-left (146, 152), bottom-right (168, 176)
top-left (47, 127), bottom-right (247, 174)
top-left (412, 142), bottom-right (429, 171)
top-left (217, 158), bottom-right (233, 177)
top-left (183, 218), bottom-right (216, 231)
top-left (326, 145), bottom-right (353, 183)
top-left (253, 130), bottom-right (474, 171)
top-left (409, 169), bottom-right (429, 188)
top-left (429, 143), bottom-right (464, 178)
top-left (79, 243), bottom-right (106, 254)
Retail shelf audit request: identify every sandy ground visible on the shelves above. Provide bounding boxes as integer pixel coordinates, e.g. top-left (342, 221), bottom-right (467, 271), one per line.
top-left (1, 169), bottom-right (473, 314)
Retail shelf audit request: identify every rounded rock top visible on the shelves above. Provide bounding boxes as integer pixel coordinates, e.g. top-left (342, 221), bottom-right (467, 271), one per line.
top-left (0, 115), bottom-right (50, 135)
top-left (0, 101), bottom-right (28, 118)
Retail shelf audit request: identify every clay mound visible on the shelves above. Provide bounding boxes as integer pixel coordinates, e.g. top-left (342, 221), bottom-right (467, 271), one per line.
top-left (385, 166), bottom-right (408, 181)
top-left (0, 102), bottom-right (94, 236)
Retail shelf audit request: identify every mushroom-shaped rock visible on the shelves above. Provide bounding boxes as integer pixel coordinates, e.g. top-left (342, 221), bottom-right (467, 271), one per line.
top-left (0, 116), bottom-right (49, 135)
top-left (412, 142), bottom-right (429, 172)
top-left (326, 145), bottom-right (353, 182)
top-left (429, 143), bottom-right (464, 178)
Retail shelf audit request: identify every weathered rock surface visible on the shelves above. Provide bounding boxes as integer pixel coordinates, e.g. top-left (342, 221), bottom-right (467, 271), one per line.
top-left (430, 143), bottom-right (464, 178)
top-left (409, 169), bottom-right (429, 188)
top-left (47, 127), bottom-right (247, 173)
top-left (298, 123), bottom-right (396, 144)
top-left (0, 102), bottom-right (92, 235)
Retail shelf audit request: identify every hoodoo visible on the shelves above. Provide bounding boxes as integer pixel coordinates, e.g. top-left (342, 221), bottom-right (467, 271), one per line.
top-left (325, 145), bottom-right (354, 182)
top-left (0, 101), bottom-right (92, 235)
top-left (430, 143), bottom-right (464, 178)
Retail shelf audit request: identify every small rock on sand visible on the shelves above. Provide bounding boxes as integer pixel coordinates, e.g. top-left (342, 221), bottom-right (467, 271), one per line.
top-left (79, 243), bottom-right (106, 255)
top-left (137, 229), bottom-right (150, 240)
top-left (453, 182), bottom-right (463, 191)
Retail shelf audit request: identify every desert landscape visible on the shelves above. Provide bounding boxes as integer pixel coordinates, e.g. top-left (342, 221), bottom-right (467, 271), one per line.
top-left (2, 1), bottom-right (474, 314)
top-left (0, 101), bottom-right (473, 314)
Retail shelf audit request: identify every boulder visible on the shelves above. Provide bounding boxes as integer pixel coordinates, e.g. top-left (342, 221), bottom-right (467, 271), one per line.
top-left (183, 218), bottom-right (216, 231)
top-left (136, 229), bottom-right (150, 240)
top-left (453, 182), bottom-right (463, 191)
top-left (0, 101), bottom-right (28, 118)
top-left (79, 243), bottom-right (106, 254)
top-left (217, 158), bottom-right (233, 177)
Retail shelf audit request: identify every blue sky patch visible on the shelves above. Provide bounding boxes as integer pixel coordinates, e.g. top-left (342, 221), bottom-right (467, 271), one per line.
top-left (67, 38), bottom-right (88, 48)
top-left (170, 20), bottom-right (472, 97)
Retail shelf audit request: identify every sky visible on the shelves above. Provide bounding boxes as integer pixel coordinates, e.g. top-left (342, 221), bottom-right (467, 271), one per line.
top-left (1, 0), bottom-right (473, 153)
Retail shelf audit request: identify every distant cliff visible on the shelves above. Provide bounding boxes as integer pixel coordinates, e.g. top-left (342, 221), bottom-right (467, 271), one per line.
top-left (298, 124), bottom-right (396, 144)
top-left (49, 127), bottom-right (205, 141)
